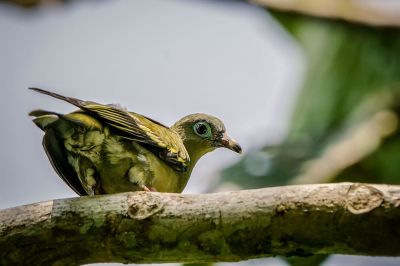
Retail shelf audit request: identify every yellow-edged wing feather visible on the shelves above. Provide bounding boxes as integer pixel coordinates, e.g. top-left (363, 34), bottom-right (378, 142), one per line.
top-left (29, 88), bottom-right (190, 171)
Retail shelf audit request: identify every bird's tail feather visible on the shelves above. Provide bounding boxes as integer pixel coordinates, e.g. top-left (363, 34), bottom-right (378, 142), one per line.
top-left (43, 128), bottom-right (87, 196)
top-left (29, 109), bottom-right (61, 117)
top-left (29, 109), bottom-right (60, 131)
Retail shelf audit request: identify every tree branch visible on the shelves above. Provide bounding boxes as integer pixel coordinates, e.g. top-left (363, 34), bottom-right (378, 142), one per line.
top-left (251, 0), bottom-right (400, 27)
top-left (1, 183), bottom-right (400, 265)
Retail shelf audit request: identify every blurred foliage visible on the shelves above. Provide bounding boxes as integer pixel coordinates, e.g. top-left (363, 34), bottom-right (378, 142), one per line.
top-left (1, 0), bottom-right (39, 6)
top-left (218, 10), bottom-right (400, 266)
top-left (0, 0), bottom-right (65, 7)
top-left (219, 11), bottom-right (400, 190)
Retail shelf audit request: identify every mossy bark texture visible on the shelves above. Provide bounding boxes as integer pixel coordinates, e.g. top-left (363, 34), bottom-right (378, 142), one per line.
top-left (1, 183), bottom-right (400, 265)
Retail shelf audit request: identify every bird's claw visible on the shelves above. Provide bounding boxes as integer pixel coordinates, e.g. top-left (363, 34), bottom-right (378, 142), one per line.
top-left (142, 185), bottom-right (158, 192)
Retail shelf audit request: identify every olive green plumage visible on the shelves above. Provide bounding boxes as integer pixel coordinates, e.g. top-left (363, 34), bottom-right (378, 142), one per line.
top-left (29, 88), bottom-right (242, 196)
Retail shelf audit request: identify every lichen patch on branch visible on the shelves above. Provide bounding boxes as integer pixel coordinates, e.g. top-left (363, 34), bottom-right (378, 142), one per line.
top-left (346, 184), bottom-right (384, 214)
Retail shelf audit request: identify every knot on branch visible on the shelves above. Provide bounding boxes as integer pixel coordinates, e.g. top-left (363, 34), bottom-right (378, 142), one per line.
top-left (346, 184), bottom-right (383, 214)
top-left (127, 192), bottom-right (165, 220)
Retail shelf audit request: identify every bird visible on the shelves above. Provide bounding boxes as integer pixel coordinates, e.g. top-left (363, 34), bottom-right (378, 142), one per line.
top-left (29, 88), bottom-right (242, 196)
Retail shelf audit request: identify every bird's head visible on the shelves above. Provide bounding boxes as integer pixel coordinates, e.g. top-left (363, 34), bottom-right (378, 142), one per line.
top-left (171, 113), bottom-right (242, 162)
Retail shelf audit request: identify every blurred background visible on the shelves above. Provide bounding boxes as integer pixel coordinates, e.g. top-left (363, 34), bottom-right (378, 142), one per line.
top-left (1, 0), bottom-right (400, 265)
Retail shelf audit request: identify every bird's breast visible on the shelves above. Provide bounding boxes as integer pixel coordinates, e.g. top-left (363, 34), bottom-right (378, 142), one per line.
top-left (100, 138), bottom-right (184, 193)
top-left (134, 143), bottom-right (184, 193)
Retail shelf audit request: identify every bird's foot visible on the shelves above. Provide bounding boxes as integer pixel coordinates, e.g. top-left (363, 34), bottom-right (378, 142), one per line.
top-left (142, 185), bottom-right (158, 192)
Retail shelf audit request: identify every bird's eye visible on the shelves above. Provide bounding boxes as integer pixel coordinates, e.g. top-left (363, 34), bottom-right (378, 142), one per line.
top-left (193, 121), bottom-right (212, 138)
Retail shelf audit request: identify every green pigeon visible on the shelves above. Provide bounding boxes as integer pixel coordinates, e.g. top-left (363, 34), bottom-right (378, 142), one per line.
top-left (29, 88), bottom-right (242, 196)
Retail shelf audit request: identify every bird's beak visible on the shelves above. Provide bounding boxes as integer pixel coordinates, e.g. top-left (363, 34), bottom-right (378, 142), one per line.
top-left (218, 133), bottom-right (242, 154)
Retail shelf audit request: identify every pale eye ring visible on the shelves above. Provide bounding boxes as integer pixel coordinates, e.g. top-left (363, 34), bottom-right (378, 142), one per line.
top-left (193, 121), bottom-right (212, 138)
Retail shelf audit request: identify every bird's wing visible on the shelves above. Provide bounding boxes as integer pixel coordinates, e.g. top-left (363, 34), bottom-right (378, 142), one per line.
top-left (42, 127), bottom-right (88, 196)
top-left (29, 88), bottom-right (190, 172)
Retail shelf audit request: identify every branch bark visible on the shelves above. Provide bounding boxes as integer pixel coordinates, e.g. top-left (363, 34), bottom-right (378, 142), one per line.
top-left (251, 0), bottom-right (400, 27)
top-left (1, 183), bottom-right (400, 265)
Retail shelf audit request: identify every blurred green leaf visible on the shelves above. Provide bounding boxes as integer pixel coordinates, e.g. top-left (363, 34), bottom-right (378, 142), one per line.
top-left (219, 11), bottom-right (400, 190)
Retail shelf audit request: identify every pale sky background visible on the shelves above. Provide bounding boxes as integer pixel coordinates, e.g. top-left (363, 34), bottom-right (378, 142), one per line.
top-left (0, 0), bottom-right (303, 209)
top-left (0, 0), bottom-right (398, 265)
